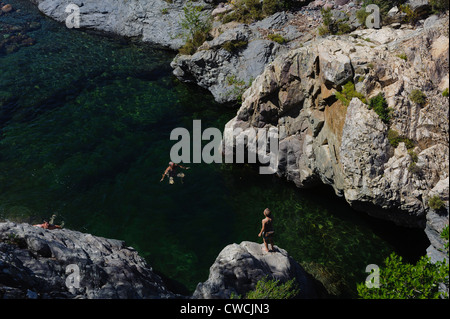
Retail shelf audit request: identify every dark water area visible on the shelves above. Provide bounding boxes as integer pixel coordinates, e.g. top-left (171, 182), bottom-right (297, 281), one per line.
top-left (0, 0), bottom-right (429, 296)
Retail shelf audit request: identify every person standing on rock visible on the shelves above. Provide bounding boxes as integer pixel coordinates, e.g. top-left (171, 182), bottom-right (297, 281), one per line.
top-left (258, 208), bottom-right (275, 252)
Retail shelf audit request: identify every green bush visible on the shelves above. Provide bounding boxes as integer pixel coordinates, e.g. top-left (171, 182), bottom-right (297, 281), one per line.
top-left (357, 251), bottom-right (449, 299)
top-left (222, 0), bottom-right (264, 23)
top-left (399, 4), bottom-right (421, 24)
top-left (358, 224), bottom-right (449, 299)
top-left (368, 93), bottom-right (392, 124)
top-left (443, 88), bottom-right (449, 97)
top-left (267, 33), bottom-right (286, 44)
top-left (262, 0), bottom-right (281, 16)
top-left (430, 0), bottom-right (449, 12)
top-left (387, 129), bottom-right (415, 149)
top-left (428, 195), bottom-right (445, 211)
top-left (409, 89), bottom-right (427, 106)
top-left (222, 40), bottom-right (248, 53)
top-left (231, 276), bottom-right (300, 299)
top-left (178, 1), bottom-right (211, 55)
top-left (335, 81), bottom-right (367, 106)
top-left (397, 53), bottom-right (408, 61)
top-left (179, 29), bottom-right (209, 55)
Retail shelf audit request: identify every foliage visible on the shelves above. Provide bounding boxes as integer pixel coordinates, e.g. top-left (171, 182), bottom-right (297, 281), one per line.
top-left (429, 0), bottom-right (449, 12)
top-left (397, 53), bottom-right (407, 61)
top-left (231, 277), bottom-right (300, 299)
top-left (399, 4), bottom-right (420, 24)
top-left (267, 33), bottom-right (286, 44)
top-left (179, 29), bottom-right (209, 55)
top-left (368, 93), bottom-right (392, 124)
top-left (319, 8), bottom-right (353, 36)
top-left (409, 89), bottom-right (427, 106)
top-left (428, 195), bottom-right (445, 211)
top-left (442, 88), bottom-right (449, 97)
top-left (387, 129), bottom-right (415, 149)
top-left (222, 40), bottom-right (248, 53)
top-left (262, 0), bottom-right (282, 16)
top-left (357, 0), bottom-right (407, 25)
top-left (357, 252), bottom-right (449, 299)
top-left (222, 0), bottom-right (264, 23)
top-left (225, 75), bottom-right (253, 103)
top-left (335, 81), bottom-right (367, 106)
top-left (178, 1), bottom-right (210, 55)
top-left (407, 149), bottom-right (420, 174)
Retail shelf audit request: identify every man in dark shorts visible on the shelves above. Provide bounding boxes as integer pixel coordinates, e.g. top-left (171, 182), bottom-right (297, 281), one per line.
top-left (160, 162), bottom-right (190, 184)
top-left (258, 208), bottom-right (275, 252)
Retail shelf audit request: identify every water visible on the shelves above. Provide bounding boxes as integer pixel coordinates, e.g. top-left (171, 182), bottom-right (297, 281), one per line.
top-left (0, 0), bottom-right (429, 297)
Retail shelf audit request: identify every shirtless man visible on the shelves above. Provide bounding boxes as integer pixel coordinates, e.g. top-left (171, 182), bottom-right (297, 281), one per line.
top-left (160, 162), bottom-right (190, 184)
top-left (34, 221), bottom-right (62, 230)
top-left (258, 208), bottom-right (275, 252)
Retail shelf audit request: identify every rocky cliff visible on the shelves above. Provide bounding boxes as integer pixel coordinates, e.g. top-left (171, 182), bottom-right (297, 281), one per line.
top-left (1, 222), bottom-right (323, 299)
top-left (222, 13), bottom-right (449, 260)
top-left (0, 222), bottom-right (177, 298)
top-left (29, 0), bottom-right (212, 50)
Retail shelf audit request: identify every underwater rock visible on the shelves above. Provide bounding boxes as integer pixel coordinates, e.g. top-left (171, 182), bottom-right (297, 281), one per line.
top-left (1, 3), bottom-right (13, 13)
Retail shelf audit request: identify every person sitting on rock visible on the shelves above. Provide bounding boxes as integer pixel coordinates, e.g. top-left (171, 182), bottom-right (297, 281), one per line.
top-left (160, 161), bottom-right (190, 184)
top-left (34, 221), bottom-right (62, 230)
top-left (258, 208), bottom-right (275, 252)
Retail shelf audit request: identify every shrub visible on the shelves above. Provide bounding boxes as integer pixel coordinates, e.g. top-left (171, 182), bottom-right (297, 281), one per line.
top-left (408, 149), bottom-right (421, 175)
top-left (178, 1), bottom-right (211, 55)
top-left (178, 29), bottom-right (209, 55)
top-left (397, 53), bottom-right (408, 61)
top-left (222, 40), bottom-right (248, 53)
top-left (387, 129), bottom-right (415, 149)
top-left (430, 0), bottom-right (449, 12)
top-left (443, 88), bottom-right (449, 97)
top-left (428, 195), bottom-right (445, 211)
top-left (409, 89), bottom-right (427, 106)
top-left (399, 4), bottom-right (420, 24)
top-left (335, 81), bottom-right (367, 106)
top-left (368, 93), bottom-right (392, 124)
top-left (267, 33), bottom-right (286, 44)
top-left (222, 0), bottom-right (264, 23)
top-left (262, 0), bottom-right (281, 16)
top-left (231, 276), bottom-right (300, 299)
top-left (357, 252), bottom-right (449, 299)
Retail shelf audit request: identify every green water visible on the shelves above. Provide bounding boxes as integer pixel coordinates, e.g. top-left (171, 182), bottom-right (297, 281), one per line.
top-left (0, 0), bottom-right (428, 297)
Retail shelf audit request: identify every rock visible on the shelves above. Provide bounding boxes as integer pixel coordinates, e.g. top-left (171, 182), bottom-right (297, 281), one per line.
top-left (222, 14), bottom-right (449, 231)
top-left (192, 241), bottom-right (326, 299)
top-left (1, 4), bottom-right (12, 13)
top-left (0, 222), bottom-right (177, 299)
top-left (171, 11), bottom-right (308, 103)
top-left (29, 0), bottom-right (213, 50)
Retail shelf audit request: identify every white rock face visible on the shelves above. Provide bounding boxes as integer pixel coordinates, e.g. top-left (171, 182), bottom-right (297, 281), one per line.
top-left (193, 241), bottom-right (324, 299)
top-left (31, 0), bottom-right (205, 49)
top-left (223, 15), bottom-right (449, 259)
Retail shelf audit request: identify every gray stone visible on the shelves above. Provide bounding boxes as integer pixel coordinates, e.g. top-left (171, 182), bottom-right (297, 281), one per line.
top-left (193, 241), bottom-right (325, 299)
top-left (0, 222), bottom-right (177, 299)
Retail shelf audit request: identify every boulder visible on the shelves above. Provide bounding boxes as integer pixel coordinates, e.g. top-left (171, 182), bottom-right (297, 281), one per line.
top-left (192, 241), bottom-right (326, 299)
top-left (0, 222), bottom-right (177, 299)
